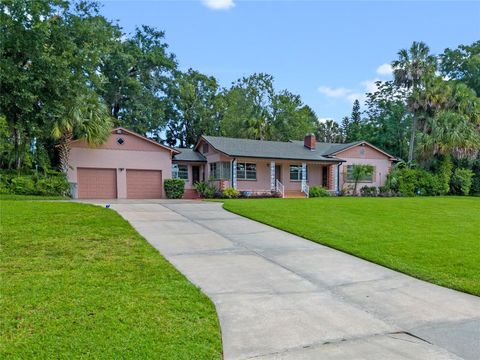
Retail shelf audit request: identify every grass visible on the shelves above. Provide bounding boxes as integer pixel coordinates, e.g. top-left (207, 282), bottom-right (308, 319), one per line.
top-left (0, 194), bottom-right (68, 200)
top-left (222, 197), bottom-right (480, 296)
top-left (0, 200), bottom-right (222, 359)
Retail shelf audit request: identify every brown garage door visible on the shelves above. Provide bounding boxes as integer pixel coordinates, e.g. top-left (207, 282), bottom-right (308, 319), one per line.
top-left (77, 168), bottom-right (117, 199)
top-left (126, 170), bottom-right (163, 199)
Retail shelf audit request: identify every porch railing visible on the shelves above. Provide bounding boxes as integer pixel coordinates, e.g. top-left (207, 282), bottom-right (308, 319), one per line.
top-left (275, 179), bottom-right (284, 198)
top-left (301, 182), bottom-right (310, 198)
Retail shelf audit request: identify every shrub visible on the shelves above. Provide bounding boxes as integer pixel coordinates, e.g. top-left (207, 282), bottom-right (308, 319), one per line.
top-left (9, 176), bottom-right (37, 195)
top-left (0, 172), bottom-right (70, 196)
top-left (308, 186), bottom-right (331, 198)
top-left (36, 176), bottom-right (70, 196)
top-left (360, 186), bottom-right (378, 197)
top-left (222, 187), bottom-right (240, 199)
top-left (386, 168), bottom-right (443, 196)
top-left (450, 168), bottom-right (474, 195)
top-left (164, 178), bottom-right (185, 199)
top-left (194, 181), bottom-right (216, 199)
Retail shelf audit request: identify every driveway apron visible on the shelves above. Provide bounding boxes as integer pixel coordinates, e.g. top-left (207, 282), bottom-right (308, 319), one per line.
top-left (100, 200), bottom-right (479, 360)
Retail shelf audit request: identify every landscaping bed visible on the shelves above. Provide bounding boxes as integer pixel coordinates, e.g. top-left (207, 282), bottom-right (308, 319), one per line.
top-left (222, 197), bottom-right (480, 296)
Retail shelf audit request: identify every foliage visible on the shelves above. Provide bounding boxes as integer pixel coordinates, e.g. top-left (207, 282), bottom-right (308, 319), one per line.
top-left (222, 187), bottom-right (240, 199)
top-left (194, 181), bottom-right (217, 199)
top-left (222, 197), bottom-right (480, 296)
top-left (308, 186), bottom-right (331, 197)
top-left (316, 120), bottom-right (343, 143)
top-left (385, 167), bottom-right (444, 196)
top-left (164, 178), bottom-right (185, 199)
top-left (360, 186), bottom-right (378, 197)
top-left (1, 201), bottom-right (222, 358)
top-left (350, 164), bottom-right (374, 195)
top-left (450, 168), bottom-right (475, 195)
top-left (0, 172), bottom-right (70, 196)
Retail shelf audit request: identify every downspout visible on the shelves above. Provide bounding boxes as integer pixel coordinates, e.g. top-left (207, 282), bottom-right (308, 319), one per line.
top-left (231, 158), bottom-right (236, 189)
top-left (336, 162), bottom-right (342, 195)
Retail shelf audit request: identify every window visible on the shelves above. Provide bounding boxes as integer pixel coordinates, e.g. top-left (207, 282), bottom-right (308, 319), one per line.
top-left (209, 162), bottom-right (231, 180)
top-left (202, 143), bottom-right (209, 154)
top-left (346, 165), bottom-right (374, 182)
top-left (172, 164), bottom-right (188, 180)
top-left (236, 163), bottom-right (256, 180)
top-left (290, 164), bottom-right (308, 181)
top-left (116, 137), bottom-right (125, 145)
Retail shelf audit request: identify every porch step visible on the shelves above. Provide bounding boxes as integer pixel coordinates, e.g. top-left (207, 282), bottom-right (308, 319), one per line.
top-left (284, 190), bottom-right (307, 198)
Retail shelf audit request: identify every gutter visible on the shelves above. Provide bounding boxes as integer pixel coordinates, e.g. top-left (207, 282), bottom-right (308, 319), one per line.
top-left (336, 163), bottom-right (342, 195)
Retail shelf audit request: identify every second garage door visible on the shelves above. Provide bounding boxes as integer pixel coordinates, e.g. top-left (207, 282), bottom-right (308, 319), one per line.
top-left (126, 169), bottom-right (163, 199)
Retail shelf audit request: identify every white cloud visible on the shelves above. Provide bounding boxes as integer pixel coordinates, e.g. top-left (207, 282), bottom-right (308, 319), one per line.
top-left (318, 86), bottom-right (352, 98)
top-left (201, 0), bottom-right (235, 10)
top-left (317, 118), bottom-right (334, 123)
top-left (376, 63), bottom-right (393, 76)
top-left (361, 79), bottom-right (380, 94)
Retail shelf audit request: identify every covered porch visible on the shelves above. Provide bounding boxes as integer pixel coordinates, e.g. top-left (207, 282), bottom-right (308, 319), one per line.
top-left (230, 158), bottom-right (340, 198)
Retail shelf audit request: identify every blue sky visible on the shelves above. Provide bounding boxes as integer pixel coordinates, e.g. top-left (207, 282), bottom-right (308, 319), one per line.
top-left (99, 0), bottom-right (480, 122)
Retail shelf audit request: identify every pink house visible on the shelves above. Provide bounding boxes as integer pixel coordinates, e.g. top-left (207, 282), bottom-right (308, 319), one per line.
top-left (67, 127), bottom-right (396, 199)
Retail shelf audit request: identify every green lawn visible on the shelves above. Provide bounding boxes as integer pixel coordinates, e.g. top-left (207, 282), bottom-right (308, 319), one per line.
top-left (0, 200), bottom-right (222, 359)
top-left (222, 197), bottom-right (480, 296)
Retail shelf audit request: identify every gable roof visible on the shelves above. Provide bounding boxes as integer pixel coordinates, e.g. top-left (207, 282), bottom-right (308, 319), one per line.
top-left (290, 140), bottom-right (364, 156)
top-left (196, 136), bottom-right (344, 162)
top-left (173, 148), bottom-right (206, 162)
top-left (328, 140), bottom-right (397, 160)
top-left (111, 127), bottom-right (180, 154)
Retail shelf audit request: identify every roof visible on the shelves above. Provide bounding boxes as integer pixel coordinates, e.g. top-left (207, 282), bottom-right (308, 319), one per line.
top-left (197, 136), bottom-right (344, 162)
top-left (173, 148), bottom-right (206, 162)
top-left (290, 140), bottom-right (364, 156)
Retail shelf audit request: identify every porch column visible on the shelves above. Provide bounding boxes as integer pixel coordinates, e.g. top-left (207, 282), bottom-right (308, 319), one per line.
top-left (301, 162), bottom-right (307, 190)
top-left (232, 159), bottom-right (237, 190)
top-left (270, 161), bottom-right (276, 191)
top-left (334, 164), bottom-right (339, 193)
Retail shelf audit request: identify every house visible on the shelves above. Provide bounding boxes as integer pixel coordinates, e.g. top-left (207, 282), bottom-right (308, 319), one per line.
top-left (67, 127), bottom-right (396, 199)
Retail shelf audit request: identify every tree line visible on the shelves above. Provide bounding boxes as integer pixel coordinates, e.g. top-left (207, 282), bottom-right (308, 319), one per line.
top-left (1, 1), bottom-right (479, 194)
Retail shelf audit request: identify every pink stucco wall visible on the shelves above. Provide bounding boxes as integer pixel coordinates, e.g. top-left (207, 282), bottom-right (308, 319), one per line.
top-left (336, 144), bottom-right (393, 190)
top-left (68, 131), bottom-right (173, 198)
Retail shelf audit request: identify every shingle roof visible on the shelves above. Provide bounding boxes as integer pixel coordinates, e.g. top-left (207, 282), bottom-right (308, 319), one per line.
top-left (290, 140), bottom-right (363, 156)
top-left (173, 148), bottom-right (206, 162)
top-left (200, 136), bottom-right (344, 162)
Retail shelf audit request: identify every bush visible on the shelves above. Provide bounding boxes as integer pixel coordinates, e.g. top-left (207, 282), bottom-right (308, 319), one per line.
top-left (164, 179), bottom-right (185, 199)
top-left (386, 168), bottom-right (443, 196)
top-left (222, 187), bottom-right (240, 199)
top-left (36, 176), bottom-right (70, 196)
top-left (308, 186), bottom-right (331, 198)
top-left (194, 181), bottom-right (217, 199)
top-left (360, 186), bottom-right (378, 197)
top-left (450, 168), bottom-right (474, 195)
top-left (0, 171), bottom-right (70, 196)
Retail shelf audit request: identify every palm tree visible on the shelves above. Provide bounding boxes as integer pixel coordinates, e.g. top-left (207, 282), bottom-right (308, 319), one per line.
top-left (392, 41), bottom-right (437, 163)
top-left (52, 93), bottom-right (112, 172)
top-left (351, 164), bottom-right (375, 195)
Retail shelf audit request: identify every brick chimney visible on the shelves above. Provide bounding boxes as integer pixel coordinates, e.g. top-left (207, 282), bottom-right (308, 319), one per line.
top-left (304, 133), bottom-right (316, 150)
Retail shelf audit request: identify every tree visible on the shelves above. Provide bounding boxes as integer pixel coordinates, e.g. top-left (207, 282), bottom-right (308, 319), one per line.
top-left (350, 164), bottom-right (374, 195)
top-left (345, 99), bottom-right (363, 142)
top-left (440, 41), bottom-right (480, 96)
top-left (165, 69), bottom-right (221, 147)
top-left (100, 25), bottom-right (177, 137)
top-left (363, 81), bottom-right (411, 160)
top-left (51, 92), bottom-right (113, 172)
top-left (316, 119), bottom-right (343, 143)
top-left (0, 0), bottom-right (118, 169)
top-left (392, 41), bottom-right (437, 163)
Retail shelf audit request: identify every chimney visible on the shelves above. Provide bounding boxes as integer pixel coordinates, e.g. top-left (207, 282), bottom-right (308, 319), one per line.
top-left (304, 133), bottom-right (316, 150)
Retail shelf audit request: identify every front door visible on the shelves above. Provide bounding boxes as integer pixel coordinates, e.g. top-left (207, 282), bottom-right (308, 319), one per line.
top-left (192, 166), bottom-right (200, 184)
top-left (322, 166), bottom-right (328, 187)
top-left (275, 165), bottom-right (281, 182)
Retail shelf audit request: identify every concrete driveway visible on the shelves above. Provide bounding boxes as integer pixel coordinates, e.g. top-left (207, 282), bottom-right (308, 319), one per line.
top-left (97, 200), bottom-right (479, 360)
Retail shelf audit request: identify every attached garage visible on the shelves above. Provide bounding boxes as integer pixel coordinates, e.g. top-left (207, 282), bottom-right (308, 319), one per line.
top-left (126, 170), bottom-right (162, 199)
top-left (68, 127), bottom-right (179, 199)
top-left (77, 168), bottom-right (117, 199)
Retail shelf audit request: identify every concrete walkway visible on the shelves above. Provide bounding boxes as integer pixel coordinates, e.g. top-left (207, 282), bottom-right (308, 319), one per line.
top-left (97, 200), bottom-right (479, 360)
